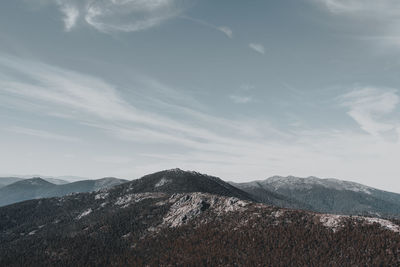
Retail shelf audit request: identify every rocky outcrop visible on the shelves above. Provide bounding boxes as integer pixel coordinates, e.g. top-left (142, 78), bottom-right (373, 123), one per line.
top-left (161, 193), bottom-right (248, 228)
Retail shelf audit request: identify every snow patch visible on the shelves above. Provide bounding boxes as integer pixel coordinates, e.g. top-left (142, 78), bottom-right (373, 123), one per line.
top-left (76, 208), bottom-right (92, 220)
top-left (319, 214), bottom-right (346, 232)
top-left (272, 210), bottom-right (285, 218)
top-left (95, 192), bottom-right (109, 200)
top-left (28, 230), bottom-right (37, 235)
top-left (122, 232), bottom-right (131, 239)
top-left (319, 214), bottom-right (400, 233)
top-left (155, 177), bottom-right (171, 188)
top-left (362, 217), bottom-right (400, 233)
top-left (267, 176), bottom-right (372, 194)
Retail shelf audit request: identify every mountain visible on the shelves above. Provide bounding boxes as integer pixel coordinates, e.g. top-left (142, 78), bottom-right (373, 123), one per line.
top-left (234, 176), bottom-right (400, 218)
top-left (1, 169), bottom-right (399, 266)
top-left (12, 175), bottom-right (89, 183)
top-left (0, 177), bottom-right (128, 207)
top-left (0, 177), bottom-right (69, 188)
top-left (46, 175), bottom-right (89, 183)
top-left (124, 168), bottom-right (255, 200)
top-left (0, 177), bottom-right (24, 188)
top-left (41, 178), bottom-right (69, 185)
top-left (229, 181), bottom-right (312, 210)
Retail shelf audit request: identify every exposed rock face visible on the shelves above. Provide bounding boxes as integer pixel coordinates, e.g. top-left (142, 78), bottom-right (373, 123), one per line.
top-left (161, 193), bottom-right (248, 228)
top-left (114, 192), bottom-right (166, 208)
top-left (155, 178), bottom-right (171, 188)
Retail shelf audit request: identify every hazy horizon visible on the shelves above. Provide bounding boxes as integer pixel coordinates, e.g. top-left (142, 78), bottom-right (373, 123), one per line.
top-left (1, 0), bottom-right (400, 192)
top-left (2, 169), bottom-right (399, 194)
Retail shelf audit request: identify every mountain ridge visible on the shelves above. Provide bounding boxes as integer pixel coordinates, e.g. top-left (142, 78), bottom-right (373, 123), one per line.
top-left (114, 168), bottom-right (256, 202)
top-left (3, 170), bottom-right (400, 218)
top-left (234, 175), bottom-right (400, 218)
top-left (1, 170), bottom-right (399, 266)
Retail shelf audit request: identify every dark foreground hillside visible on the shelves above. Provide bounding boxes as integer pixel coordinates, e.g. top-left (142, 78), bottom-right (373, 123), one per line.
top-left (1, 169), bottom-right (399, 266)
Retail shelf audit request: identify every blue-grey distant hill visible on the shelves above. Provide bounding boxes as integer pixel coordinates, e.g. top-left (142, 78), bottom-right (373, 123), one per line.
top-left (0, 177), bottom-right (24, 188)
top-left (232, 176), bottom-right (400, 218)
top-left (0, 177), bottom-right (70, 188)
top-left (0, 177), bottom-right (128, 207)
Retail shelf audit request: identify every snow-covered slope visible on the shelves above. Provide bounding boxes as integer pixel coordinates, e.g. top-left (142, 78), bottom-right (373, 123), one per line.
top-left (234, 176), bottom-right (400, 217)
top-left (265, 176), bottom-right (373, 194)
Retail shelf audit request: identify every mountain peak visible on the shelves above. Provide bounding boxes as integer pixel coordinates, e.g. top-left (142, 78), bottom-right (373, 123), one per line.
top-left (158, 168), bottom-right (202, 177)
top-left (164, 168), bottom-right (185, 173)
top-left (126, 169), bottom-right (254, 201)
top-left (16, 177), bottom-right (53, 186)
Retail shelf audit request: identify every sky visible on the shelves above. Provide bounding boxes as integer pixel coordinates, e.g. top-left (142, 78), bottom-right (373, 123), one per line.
top-left (1, 0), bottom-right (400, 192)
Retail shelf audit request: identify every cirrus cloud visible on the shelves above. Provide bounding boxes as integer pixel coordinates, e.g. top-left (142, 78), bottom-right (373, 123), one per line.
top-left (217, 26), bottom-right (233, 38)
top-left (249, 43), bottom-right (265, 55)
top-left (311, 0), bottom-right (400, 50)
top-left (3, 54), bottom-right (400, 191)
top-left (312, 0), bottom-right (400, 16)
top-left (85, 0), bottom-right (189, 33)
top-left (33, 0), bottom-right (192, 33)
top-left (60, 3), bottom-right (79, 31)
top-left (229, 95), bottom-right (253, 104)
top-left (340, 87), bottom-right (400, 137)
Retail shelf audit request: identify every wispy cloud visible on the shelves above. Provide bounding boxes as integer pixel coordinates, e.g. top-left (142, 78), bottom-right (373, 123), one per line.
top-left (60, 3), bottom-right (79, 31)
top-left (0, 54), bottom-right (277, 154)
top-left (311, 0), bottom-right (400, 49)
top-left (249, 43), bottom-right (265, 55)
top-left (312, 0), bottom-right (400, 15)
top-left (7, 126), bottom-right (80, 142)
top-left (339, 87), bottom-right (399, 137)
top-left (240, 84), bottom-right (255, 91)
top-left (32, 0), bottom-right (191, 33)
top-left (182, 16), bottom-right (233, 39)
top-left (229, 95), bottom-right (253, 104)
top-left (30, 1), bottom-right (235, 39)
top-left (229, 84), bottom-right (255, 104)
top-left (2, 54), bottom-right (400, 191)
top-left (217, 26), bottom-right (233, 38)
top-left (85, 0), bottom-right (188, 33)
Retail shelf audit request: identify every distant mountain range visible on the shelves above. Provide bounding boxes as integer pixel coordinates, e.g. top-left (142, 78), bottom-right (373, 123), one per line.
top-left (0, 177), bottom-right (25, 188)
top-left (1, 169), bottom-right (399, 266)
top-left (0, 176), bottom-right (78, 188)
top-left (232, 176), bottom-right (400, 218)
top-left (2, 172), bottom-right (400, 219)
top-left (0, 177), bottom-right (128, 207)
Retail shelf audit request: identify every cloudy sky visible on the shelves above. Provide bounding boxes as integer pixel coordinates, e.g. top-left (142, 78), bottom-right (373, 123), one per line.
top-left (1, 0), bottom-right (400, 192)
